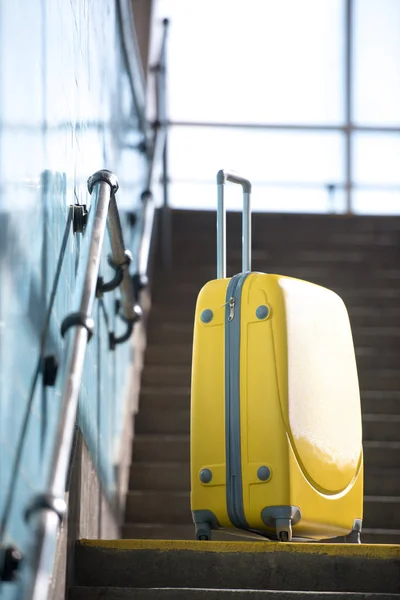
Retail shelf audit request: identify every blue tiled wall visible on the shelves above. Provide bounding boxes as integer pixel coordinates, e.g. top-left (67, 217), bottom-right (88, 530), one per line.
top-left (0, 1), bottom-right (147, 597)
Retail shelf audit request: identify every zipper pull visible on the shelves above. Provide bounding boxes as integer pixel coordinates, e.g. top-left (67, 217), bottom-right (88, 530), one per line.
top-left (228, 296), bottom-right (235, 321)
top-left (222, 297), bottom-right (236, 321)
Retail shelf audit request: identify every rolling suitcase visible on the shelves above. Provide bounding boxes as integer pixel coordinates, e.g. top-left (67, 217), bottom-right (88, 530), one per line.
top-left (190, 170), bottom-right (363, 542)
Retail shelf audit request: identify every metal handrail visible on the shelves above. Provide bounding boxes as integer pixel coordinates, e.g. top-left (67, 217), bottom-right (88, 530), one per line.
top-left (24, 170), bottom-right (137, 600)
top-left (20, 12), bottom-right (170, 599)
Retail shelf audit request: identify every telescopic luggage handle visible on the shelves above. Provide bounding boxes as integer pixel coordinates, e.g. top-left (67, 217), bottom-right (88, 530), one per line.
top-left (216, 169), bottom-right (252, 279)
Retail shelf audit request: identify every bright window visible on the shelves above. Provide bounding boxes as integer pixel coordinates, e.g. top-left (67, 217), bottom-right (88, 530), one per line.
top-left (151, 0), bottom-right (400, 214)
top-left (353, 0), bottom-right (400, 126)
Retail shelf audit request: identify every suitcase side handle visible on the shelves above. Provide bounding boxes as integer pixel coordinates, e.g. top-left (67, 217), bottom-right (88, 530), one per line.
top-left (216, 169), bottom-right (252, 279)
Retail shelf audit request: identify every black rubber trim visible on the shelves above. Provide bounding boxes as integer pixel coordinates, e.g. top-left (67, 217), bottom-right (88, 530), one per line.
top-left (96, 267), bottom-right (124, 295)
top-left (109, 320), bottom-right (134, 350)
top-left (24, 493), bottom-right (66, 524)
top-left (109, 249), bottom-right (132, 269)
top-left (60, 312), bottom-right (95, 341)
top-left (0, 545), bottom-right (23, 582)
top-left (87, 169), bottom-right (119, 195)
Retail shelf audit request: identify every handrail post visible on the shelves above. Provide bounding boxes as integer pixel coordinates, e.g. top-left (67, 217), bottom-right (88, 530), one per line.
top-left (345, 0), bottom-right (353, 214)
top-left (151, 18), bottom-right (171, 270)
top-left (161, 136), bottom-right (172, 269)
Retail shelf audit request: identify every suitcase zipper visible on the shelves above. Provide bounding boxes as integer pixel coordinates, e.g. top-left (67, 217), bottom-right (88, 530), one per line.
top-left (225, 272), bottom-right (250, 530)
top-left (228, 297), bottom-right (235, 321)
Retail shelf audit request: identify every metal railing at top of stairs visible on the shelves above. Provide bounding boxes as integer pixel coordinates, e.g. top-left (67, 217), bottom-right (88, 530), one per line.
top-left (148, 17), bottom-right (171, 270)
top-left (138, 16), bottom-right (170, 281)
top-left (130, 16), bottom-right (170, 296)
top-left (0, 11), bottom-right (170, 600)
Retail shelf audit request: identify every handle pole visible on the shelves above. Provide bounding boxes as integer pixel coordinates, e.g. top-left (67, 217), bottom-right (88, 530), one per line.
top-left (217, 183), bottom-right (226, 279)
top-left (242, 191), bottom-right (251, 273)
top-left (216, 170), bottom-right (252, 279)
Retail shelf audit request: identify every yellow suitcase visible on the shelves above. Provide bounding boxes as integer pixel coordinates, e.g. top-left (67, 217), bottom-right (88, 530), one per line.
top-left (190, 170), bottom-right (363, 542)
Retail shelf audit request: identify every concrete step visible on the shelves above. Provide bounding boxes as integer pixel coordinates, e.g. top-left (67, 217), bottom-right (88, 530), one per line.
top-left (362, 415), bottom-right (400, 442)
top-left (135, 408), bottom-right (190, 435)
top-left (122, 523), bottom-right (268, 542)
top-left (363, 496), bottom-right (400, 529)
top-left (134, 409), bottom-right (400, 441)
top-left (130, 462), bottom-right (189, 491)
top-left (144, 344), bottom-right (400, 370)
top-left (74, 539), bottom-right (400, 593)
top-left (154, 255), bottom-right (400, 275)
top-left (171, 233), bottom-right (400, 249)
top-left (129, 460), bottom-right (400, 497)
top-left (356, 349), bottom-right (400, 369)
top-left (169, 236), bottom-right (399, 256)
top-left (147, 322), bottom-right (193, 345)
top-left (138, 388), bottom-right (400, 416)
top-left (148, 291), bottom-right (400, 321)
top-left (168, 249), bottom-right (394, 265)
top-left (154, 250), bottom-right (400, 272)
top-left (141, 365), bottom-right (191, 387)
top-left (140, 364), bottom-right (400, 394)
top-left (363, 442), bottom-right (400, 468)
top-left (124, 524), bottom-right (318, 543)
top-left (69, 586), bottom-right (400, 599)
top-left (125, 490), bottom-right (400, 529)
top-left (349, 305), bottom-right (400, 318)
top-left (154, 272), bottom-right (400, 299)
top-left (139, 386), bottom-right (190, 410)
top-left (169, 208), bottom-right (400, 230)
top-left (147, 326), bottom-right (400, 357)
top-left (170, 218), bottom-right (400, 243)
top-left (122, 522), bottom-right (400, 545)
top-left (167, 252), bottom-right (399, 268)
top-left (132, 438), bottom-right (400, 469)
top-left (150, 286), bottom-right (400, 311)
top-left (164, 265), bottom-right (400, 291)
top-left (170, 235), bottom-right (400, 253)
top-left (122, 523), bottom-right (195, 540)
top-left (145, 345), bottom-right (192, 366)
top-left (170, 221), bottom-right (400, 234)
top-left (362, 528), bottom-right (400, 544)
top-left (361, 391), bottom-right (400, 415)
top-left (353, 330), bottom-right (400, 349)
top-left (170, 218), bottom-right (400, 241)
top-left (132, 435), bottom-right (190, 463)
top-left (364, 468), bottom-right (400, 495)
top-left (147, 318), bottom-right (400, 344)
top-left (359, 372), bottom-right (400, 393)
top-left (163, 268), bottom-right (400, 285)
top-left (124, 490), bottom-right (191, 524)
top-left (147, 316), bottom-right (400, 337)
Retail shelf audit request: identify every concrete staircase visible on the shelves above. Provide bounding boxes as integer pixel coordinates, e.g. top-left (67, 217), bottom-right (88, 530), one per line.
top-left (70, 539), bottom-right (400, 598)
top-left (69, 211), bottom-right (400, 599)
top-left (123, 210), bottom-right (400, 545)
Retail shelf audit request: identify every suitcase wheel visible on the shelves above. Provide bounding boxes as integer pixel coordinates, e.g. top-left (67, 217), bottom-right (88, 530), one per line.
top-left (345, 519), bottom-right (362, 544)
top-left (276, 519), bottom-right (292, 543)
top-left (195, 522), bottom-right (212, 541)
